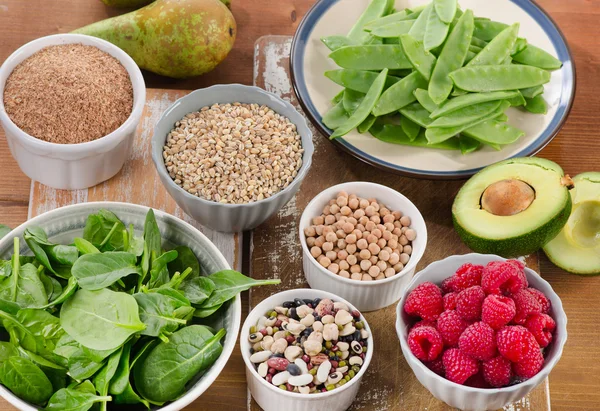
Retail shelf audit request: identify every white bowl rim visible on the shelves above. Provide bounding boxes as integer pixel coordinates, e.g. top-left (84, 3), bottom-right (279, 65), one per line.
top-left (0, 33), bottom-right (146, 155)
top-left (150, 83), bottom-right (315, 210)
top-left (0, 201), bottom-right (242, 411)
top-left (298, 181), bottom-right (428, 286)
top-left (240, 288), bottom-right (374, 400)
top-left (395, 253), bottom-right (568, 394)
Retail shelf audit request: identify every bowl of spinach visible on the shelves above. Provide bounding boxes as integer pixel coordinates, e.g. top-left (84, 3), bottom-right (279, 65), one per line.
top-left (0, 202), bottom-right (280, 410)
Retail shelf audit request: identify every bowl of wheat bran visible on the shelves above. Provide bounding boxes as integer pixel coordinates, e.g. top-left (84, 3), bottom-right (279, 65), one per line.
top-left (0, 34), bottom-right (145, 190)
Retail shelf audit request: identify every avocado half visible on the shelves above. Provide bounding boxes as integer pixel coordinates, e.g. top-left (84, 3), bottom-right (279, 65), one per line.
top-left (543, 172), bottom-right (600, 275)
top-left (452, 157), bottom-right (573, 257)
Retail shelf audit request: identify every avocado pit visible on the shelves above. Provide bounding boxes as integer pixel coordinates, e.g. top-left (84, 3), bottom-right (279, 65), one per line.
top-left (481, 179), bottom-right (535, 216)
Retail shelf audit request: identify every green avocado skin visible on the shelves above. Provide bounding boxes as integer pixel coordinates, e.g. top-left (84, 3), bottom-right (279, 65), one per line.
top-left (452, 194), bottom-right (572, 258)
top-left (75, 0), bottom-right (236, 78)
top-left (100, 0), bottom-right (231, 9)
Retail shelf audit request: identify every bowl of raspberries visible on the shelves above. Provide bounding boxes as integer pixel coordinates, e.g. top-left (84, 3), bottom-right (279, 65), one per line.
top-left (395, 254), bottom-right (567, 411)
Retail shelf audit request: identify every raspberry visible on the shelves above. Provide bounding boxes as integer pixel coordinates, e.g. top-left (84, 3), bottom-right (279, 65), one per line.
top-left (482, 294), bottom-right (516, 329)
top-left (437, 310), bottom-right (469, 347)
top-left (441, 276), bottom-right (456, 294)
top-left (459, 322), bottom-right (497, 361)
top-left (465, 371), bottom-right (491, 388)
top-left (513, 347), bottom-right (544, 379)
top-left (526, 288), bottom-right (551, 314)
top-left (496, 325), bottom-right (538, 363)
top-left (443, 292), bottom-right (458, 311)
top-left (408, 325), bottom-right (444, 361)
top-left (425, 357), bottom-right (445, 377)
top-left (483, 356), bottom-right (512, 387)
top-left (412, 319), bottom-right (436, 329)
top-left (481, 260), bottom-right (528, 295)
top-left (454, 263), bottom-right (484, 291)
top-left (404, 282), bottom-right (444, 321)
top-left (512, 288), bottom-right (542, 325)
top-left (525, 313), bottom-right (556, 347)
top-left (442, 348), bottom-right (479, 385)
top-left (456, 286), bottom-right (486, 321)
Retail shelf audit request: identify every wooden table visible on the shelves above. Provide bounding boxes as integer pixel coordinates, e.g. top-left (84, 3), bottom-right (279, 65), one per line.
top-left (0, 0), bottom-right (599, 410)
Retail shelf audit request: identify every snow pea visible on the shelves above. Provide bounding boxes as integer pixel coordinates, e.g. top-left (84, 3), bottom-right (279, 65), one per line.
top-left (424, 5), bottom-right (450, 51)
top-left (321, 36), bottom-right (356, 52)
top-left (508, 92), bottom-right (526, 107)
top-left (463, 119), bottom-right (525, 145)
top-left (473, 19), bottom-right (509, 41)
top-left (470, 36), bottom-right (488, 48)
top-left (467, 23), bottom-right (519, 66)
top-left (501, 56), bottom-right (513, 65)
top-left (469, 44), bottom-right (482, 54)
top-left (371, 20), bottom-right (415, 38)
top-left (343, 89), bottom-right (366, 114)
top-left (400, 102), bottom-right (433, 127)
top-left (414, 88), bottom-right (439, 113)
top-left (370, 123), bottom-right (461, 150)
top-left (358, 115), bottom-right (377, 133)
top-left (521, 85), bottom-right (544, 99)
top-left (524, 95), bottom-right (548, 114)
top-left (331, 69), bottom-right (388, 139)
top-left (400, 34), bottom-right (437, 81)
top-left (511, 37), bottom-right (528, 56)
top-left (384, 37), bottom-right (400, 44)
top-left (459, 136), bottom-right (481, 154)
top-left (451, 87), bottom-right (468, 97)
top-left (364, 10), bottom-right (412, 31)
top-left (429, 100), bottom-right (503, 128)
top-left (401, 116), bottom-right (421, 141)
top-left (325, 69), bottom-right (400, 93)
top-left (449, 65), bottom-right (551, 92)
top-left (329, 45), bottom-right (412, 70)
top-left (426, 101), bottom-right (510, 143)
top-left (434, 0), bottom-right (457, 24)
top-left (429, 9), bottom-right (474, 104)
top-left (348, 0), bottom-right (393, 44)
top-left (372, 71), bottom-right (428, 116)
top-left (322, 101), bottom-right (349, 130)
top-left (408, 3), bottom-right (433, 41)
top-left (464, 50), bottom-right (477, 64)
top-left (512, 45), bottom-right (563, 70)
top-left (332, 90), bottom-right (345, 104)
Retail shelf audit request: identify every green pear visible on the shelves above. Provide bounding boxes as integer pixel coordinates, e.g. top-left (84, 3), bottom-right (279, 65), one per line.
top-left (100, 0), bottom-right (231, 9)
top-left (74, 0), bottom-right (236, 78)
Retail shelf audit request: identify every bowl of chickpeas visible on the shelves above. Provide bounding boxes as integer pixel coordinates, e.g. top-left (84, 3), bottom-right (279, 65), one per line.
top-left (299, 182), bottom-right (427, 312)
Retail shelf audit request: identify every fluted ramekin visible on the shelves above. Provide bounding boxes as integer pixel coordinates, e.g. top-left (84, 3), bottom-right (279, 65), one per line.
top-left (396, 253), bottom-right (568, 411)
top-left (241, 288), bottom-right (374, 411)
top-left (299, 182), bottom-right (427, 312)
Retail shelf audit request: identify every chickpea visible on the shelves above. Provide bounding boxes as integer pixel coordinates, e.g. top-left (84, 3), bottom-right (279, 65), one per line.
top-left (342, 222), bottom-right (354, 234)
top-left (388, 239), bottom-right (398, 249)
top-left (376, 273), bottom-right (386, 280)
top-left (328, 263), bottom-right (339, 274)
top-left (350, 264), bottom-right (361, 274)
top-left (314, 236), bottom-right (325, 248)
top-left (365, 206), bottom-right (376, 217)
top-left (384, 267), bottom-right (396, 278)
top-left (347, 217), bottom-right (358, 226)
top-left (365, 221), bottom-right (376, 231)
top-left (368, 243), bottom-right (380, 255)
top-left (339, 260), bottom-right (350, 271)
top-left (337, 249), bottom-right (349, 260)
top-left (393, 227), bottom-right (402, 236)
top-left (405, 228), bottom-right (417, 241)
top-left (313, 216), bottom-right (324, 225)
top-left (348, 198), bottom-right (359, 210)
top-left (351, 272), bottom-right (363, 281)
top-left (392, 211), bottom-right (403, 220)
top-left (380, 207), bottom-right (390, 216)
top-left (372, 228), bottom-right (382, 239)
top-left (324, 205), bottom-right (332, 215)
top-left (324, 215), bottom-right (336, 225)
top-left (306, 237), bottom-right (316, 247)
top-left (377, 238), bottom-right (387, 249)
top-left (400, 216), bottom-right (411, 227)
top-left (355, 227), bottom-right (365, 236)
top-left (383, 246), bottom-right (392, 254)
top-left (384, 222), bottom-right (395, 232)
top-left (359, 199), bottom-right (370, 209)
top-left (377, 224), bottom-right (386, 232)
top-left (338, 191), bottom-right (349, 198)
top-left (328, 199), bottom-right (336, 206)
top-left (323, 242), bottom-right (334, 252)
top-left (346, 244), bottom-right (357, 254)
top-left (403, 245), bottom-right (412, 255)
top-left (379, 250), bottom-right (390, 261)
top-left (393, 263), bottom-right (404, 272)
top-left (346, 234), bottom-right (357, 244)
top-left (339, 270), bottom-right (350, 279)
top-left (389, 252), bottom-right (400, 265)
top-left (349, 193), bottom-right (358, 199)
top-left (336, 229), bottom-right (346, 239)
top-left (310, 246), bottom-right (322, 258)
top-left (316, 225), bottom-right (325, 236)
top-left (394, 221), bottom-right (402, 228)
top-left (399, 235), bottom-right (409, 246)
top-left (359, 249), bottom-right (371, 260)
top-left (401, 226), bottom-right (408, 233)
top-left (304, 226), bottom-right (316, 237)
top-left (370, 215), bottom-right (381, 224)
top-left (326, 251), bottom-right (337, 261)
top-left (362, 274), bottom-right (373, 281)
top-left (336, 196), bottom-right (348, 207)
top-left (347, 254), bottom-right (358, 265)
top-left (341, 206), bottom-right (352, 216)
top-left (330, 204), bottom-right (340, 214)
top-left (360, 259), bottom-right (372, 270)
top-left (400, 253), bottom-right (410, 265)
top-left (366, 234), bottom-right (378, 244)
top-left (357, 239), bottom-right (368, 250)
top-left (323, 225), bottom-right (334, 235)
top-left (368, 265), bottom-right (380, 278)
top-left (319, 257), bottom-right (331, 268)
top-left (383, 214), bottom-right (395, 224)
top-left (325, 232), bottom-right (337, 243)
top-left (359, 216), bottom-right (369, 226)
top-left (337, 239), bottom-right (347, 249)
top-left (377, 261), bottom-right (387, 271)
top-left (354, 209), bottom-right (365, 219)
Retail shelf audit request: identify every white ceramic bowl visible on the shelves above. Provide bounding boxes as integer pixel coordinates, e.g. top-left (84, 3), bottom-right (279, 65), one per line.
top-left (151, 84), bottom-right (314, 233)
top-left (241, 288), bottom-right (374, 411)
top-left (0, 34), bottom-right (146, 190)
top-left (0, 202), bottom-right (241, 411)
top-left (299, 182), bottom-right (427, 312)
top-left (395, 253), bottom-right (568, 411)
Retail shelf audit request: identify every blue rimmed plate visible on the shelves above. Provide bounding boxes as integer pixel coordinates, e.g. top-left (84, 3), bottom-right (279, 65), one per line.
top-left (290, 0), bottom-right (575, 179)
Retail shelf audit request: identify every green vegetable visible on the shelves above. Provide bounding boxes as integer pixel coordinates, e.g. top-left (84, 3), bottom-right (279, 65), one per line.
top-left (0, 341), bottom-right (19, 365)
top-left (449, 65), bottom-right (551, 91)
top-left (322, 101), bottom-right (350, 130)
top-left (73, 238), bottom-right (100, 255)
top-left (321, 35), bottom-right (356, 52)
top-left (524, 94), bottom-right (548, 114)
top-left (400, 116), bottom-right (421, 141)
top-left (370, 20), bottom-right (415, 38)
top-left (512, 44), bottom-right (563, 70)
top-left (179, 276), bottom-right (215, 305)
top-left (93, 348), bottom-right (122, 411)
top-left (44, 385), bottom-right (111, 411)
top-left (329, 45), bottom-right (411, 70)
top-left (347, 0), bottom-right (392, 44)
top-left (1, 356), bottom-right (53, 405)
top-left (134, 292), bottom-right (189, 341)
top-left (424, 3), bottom-right (449, 50)
top-left (433, 0), bottom-right (457, 24)
top-left (400, 34), bottom-right (437, 81)
top-left (371, 123), bottom-right (461, 150)
top-left (429, 100), bottom-right (503, 128)
top-left (373, 71), bottom-right (428, 116)
top-left (60, 289), bottom-right (146, 351)
top-left (200, 270), bottom-right (281, 308)
top-left (430, 90), bottom-right (519, 118)
top-left (343, 89), bottom-right (366, 115)
top-left (40, 276), bottom-right (78, 309)
top-left (407, 3), bottom-right (432, 41)
top-left (83, 210), bottom-right (125, 252)
top-left (467, 23), bottom-right (519, 66)
top-left (0, 262), bottom-right (48, 308)
top-left (72, 252), bottom-right (141, 290)
top-left (324, 69), bottom-right (400, 93)
top-left (167, 246), bottom-right (200, 280)
top-left (413, 88), bottom-right (440, 113)
top-left (134, 326), bottom-right (225, 403)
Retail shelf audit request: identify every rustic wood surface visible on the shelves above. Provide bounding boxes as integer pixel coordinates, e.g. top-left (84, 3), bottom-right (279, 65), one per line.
top-left (0, 0), bottom-right (599, 410)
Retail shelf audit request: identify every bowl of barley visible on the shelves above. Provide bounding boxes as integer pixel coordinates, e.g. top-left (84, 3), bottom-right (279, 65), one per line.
top-left (152, 84), bottom-right (314, 232)
top-left (299, 182), bottom-right (428, 312)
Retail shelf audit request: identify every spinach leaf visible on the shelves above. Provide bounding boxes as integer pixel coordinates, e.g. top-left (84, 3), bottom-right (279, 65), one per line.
top-left (72, 252), bottom-right (141, 290)
top-left (73, 380), bottom-right (96, 394)
top-left (108, 341), bottom-right (133, 395)
top-left (0, 224), bottom-right (10, 240)
top-left (0, 298), bottom-right (20, 315)
top-left (42, 367), bottom-right (68, 393)
top-left (134, 326), bottom-right (225, 403)
top-left (143, 209), bottom-right (162, 260)
top-left (148, 250), bottom-right (177, 289)
top-left (40, 272), bottom-right (63, 302)
top-left (0, 341), bottom-right (19, 365)
top-left (45, 245), bottom-right (79, 267)
top-left (60, 289), bottom-right (145, 351)
top-left (167, 246), bottom-right (201, 279)
top-left (180, 277), bottom-right (215, 305)
top-left (0, 356), bottom-right (53, 405)
top-left (41, 276), bottom-right (78, 309)
top-left (125, 224), bottom-right (144, 257)
top-left (67, 348), bottom-right (105, 381)
top-left (112, 340), bottom-right (152, 408)
top-left (0, 263), bottom-right (48, 308)
top-left (53, 333), bottom-right (80, 361)
top-left (0, 260), bottom-right (11, 277)
top-left (24, 228), bottom-right (79, 272)
top-left (200, 270), bottom-right (280, 308)
top-left (83, 209), bottom-right (125, 251)
top-left (192, 303), bottom-right (223, 318)
top-left (44, 385), bottom-right (111, 411)
top-left (73, 238), bottom-right (100, 255)
top-left (92, 347), bottom-right (122, 411)
top-left (114, 383), bottom-right (150, 408)
top-left (129, 339), bottom-right (159, 370)
top-left (133, 293), bottom-right (188, 341)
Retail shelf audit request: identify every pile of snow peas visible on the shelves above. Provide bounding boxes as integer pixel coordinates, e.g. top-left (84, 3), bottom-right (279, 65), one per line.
top-left (321, 0), bottom-right (563, 154)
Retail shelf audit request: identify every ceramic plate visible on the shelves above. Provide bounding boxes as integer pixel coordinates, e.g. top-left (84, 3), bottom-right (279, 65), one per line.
top-left (290, 0), bottom-right (576, 179)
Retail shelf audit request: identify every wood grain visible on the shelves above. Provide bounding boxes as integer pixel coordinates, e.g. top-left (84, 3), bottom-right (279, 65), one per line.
top-left (0, 0), bottom-right (599, 410)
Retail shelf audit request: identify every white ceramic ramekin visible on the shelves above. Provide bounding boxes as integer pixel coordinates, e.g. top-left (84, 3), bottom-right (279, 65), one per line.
top-left (0, 34), bottom-right (146, 190)
top-left (396, 253), bottom-right (568, 411)
top-left (240, 288), bottom-right (374, 411)
top-left (299, 182), bottom-right (427, 312)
